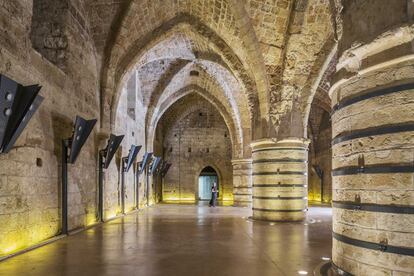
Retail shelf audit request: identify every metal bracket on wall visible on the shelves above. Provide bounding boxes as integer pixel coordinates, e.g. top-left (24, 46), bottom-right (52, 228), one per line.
top-left (61, 139), bottom-right (70, 235)
top-left (0, 74), bottom-right (43, 154)
top-left (60, 116), bottom-right (96, 234)
top-left (121, 157), bottom-right (128, 214)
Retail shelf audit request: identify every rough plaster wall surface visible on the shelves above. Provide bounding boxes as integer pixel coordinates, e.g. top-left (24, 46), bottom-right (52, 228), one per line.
top-left (160, 99), bottom-right (233, 201)
top-left (0, 0), bottom-right (99, 256)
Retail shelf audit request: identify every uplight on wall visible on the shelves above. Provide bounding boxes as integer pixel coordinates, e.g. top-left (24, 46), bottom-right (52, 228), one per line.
top-left (138, 152), bottom-right (153, 174)
top-left (160, 162), bottom-right (172, 177)
top-left (150, 156), bottom-right (162, 175)
top-left (0, 74), bottom-right (43, 154)
top-left (120, 145), bottom-right (141, 214)
top-left (98, 134), bottom-right (124, 222)
top-left (61, 115), bottom-right (97, 234)
top-left (138, 152), bottom-right (153, 206)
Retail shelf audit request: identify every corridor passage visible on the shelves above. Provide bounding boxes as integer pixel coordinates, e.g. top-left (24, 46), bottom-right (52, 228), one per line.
top-left (0, 204), bottom-right (332, 276)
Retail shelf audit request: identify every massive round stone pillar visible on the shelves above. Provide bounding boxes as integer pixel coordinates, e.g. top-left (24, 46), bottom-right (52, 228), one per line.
top-left (232, 159), bottom-right (252, 207)
top-left (331, 54), bottom-right (414, 274)
top-left (251, 138), bottom-right (309, 221)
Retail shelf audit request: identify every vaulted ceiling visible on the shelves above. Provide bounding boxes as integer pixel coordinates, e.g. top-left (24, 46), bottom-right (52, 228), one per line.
top-left (85, 0), bottom-right (336, 144)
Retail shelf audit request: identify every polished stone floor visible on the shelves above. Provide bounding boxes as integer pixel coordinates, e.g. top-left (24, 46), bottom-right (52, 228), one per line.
top-left (0, 203), bottom-right (332, 276)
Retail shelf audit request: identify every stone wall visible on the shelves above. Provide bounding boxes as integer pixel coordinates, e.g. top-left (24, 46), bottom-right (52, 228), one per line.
top-left (107, 71), bottom-right (148, 215)
top-left (232, 159), bottom-right (252, 207)
top-left (338, 0), bottom-right (409, 56)
top-left (0, 0), bottom-right (99, 256)
top-left (158, 95), bottom-right (233, 202)
top-left (307, 103), bottom-right (332, 203)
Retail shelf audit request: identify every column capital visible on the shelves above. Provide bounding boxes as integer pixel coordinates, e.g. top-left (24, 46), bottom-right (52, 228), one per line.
top-left (250, 138), bottom-right (310, 151)
top-left (231, 158), bottom-right (252, 166)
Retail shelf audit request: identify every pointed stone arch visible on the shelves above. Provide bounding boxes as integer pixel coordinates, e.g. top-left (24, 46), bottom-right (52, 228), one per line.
top-left (101, 13), bottom-right (262, 133)
top-left (147, 85), bottom-right (245, 159)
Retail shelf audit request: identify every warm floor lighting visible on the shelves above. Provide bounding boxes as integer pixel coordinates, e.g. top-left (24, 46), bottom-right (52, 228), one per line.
top-left (105, 211), bottom-right (118, 220)
top-left (86, 213), bottom-right (97, 226)
top-left (298, 271), bottom-right (308, 275)
top-left (0, 225), bottom-right (58, 257)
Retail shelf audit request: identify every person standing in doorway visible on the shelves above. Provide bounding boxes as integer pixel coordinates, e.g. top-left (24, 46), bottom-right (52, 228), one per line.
top-left (209, 182), bottom-right (218, 207)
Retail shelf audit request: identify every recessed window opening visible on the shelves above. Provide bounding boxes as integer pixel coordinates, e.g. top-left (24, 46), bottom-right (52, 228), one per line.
top-left (190, 70), bottom-right (199, 76)
top-left (36, 158), bottom-right (43, 167)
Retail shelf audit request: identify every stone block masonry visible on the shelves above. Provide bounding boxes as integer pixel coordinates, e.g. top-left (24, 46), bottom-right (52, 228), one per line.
top-left (160, 94), bottom-right (233, 202)
top-left (232, 159), bottom-right (252, 207)
top-left (331, 60), bottom-right (414, 275)
top-left (0, 0), bottom-right (99, 257)
top-left (251, 138), bottom-right (309, 222)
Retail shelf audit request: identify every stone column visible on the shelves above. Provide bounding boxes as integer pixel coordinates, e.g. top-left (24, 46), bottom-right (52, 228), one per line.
top-left (330, 58), bottom-right (414, 275)
top-left (251, 138), bottom-right (309, 221)
top-left (232, 159), bottom-right (252, 207)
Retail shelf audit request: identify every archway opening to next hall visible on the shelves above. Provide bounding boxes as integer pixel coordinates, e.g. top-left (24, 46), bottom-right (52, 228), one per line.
top-left (198, 166), bottom-right (219, 201)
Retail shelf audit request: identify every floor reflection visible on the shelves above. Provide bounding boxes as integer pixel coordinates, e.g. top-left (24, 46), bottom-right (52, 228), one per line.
top-left (0, 204), bottom-right (332, 276)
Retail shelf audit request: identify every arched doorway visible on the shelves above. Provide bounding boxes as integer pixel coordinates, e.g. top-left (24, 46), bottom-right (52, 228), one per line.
top-left (198, 166), bottom-right (218, 201)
